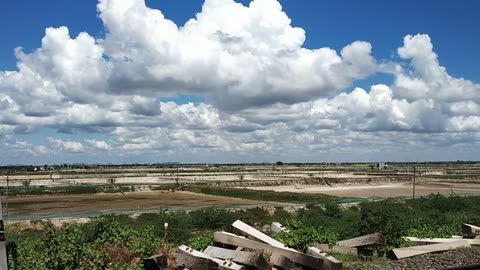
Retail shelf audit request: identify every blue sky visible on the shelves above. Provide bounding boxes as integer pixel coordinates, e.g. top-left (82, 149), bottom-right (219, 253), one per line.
top-left (0, 0), bottom-right (480, 164)
top-left (2, 0), bottom-right (479, 79)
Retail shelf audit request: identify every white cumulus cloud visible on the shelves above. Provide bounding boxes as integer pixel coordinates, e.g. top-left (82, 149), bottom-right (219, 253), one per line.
top-left (0, 0), bottom-right (479, 162)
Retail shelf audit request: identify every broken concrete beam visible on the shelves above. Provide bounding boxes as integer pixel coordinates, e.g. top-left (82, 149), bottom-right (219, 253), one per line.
top-left (392, 240), bottom-right (471, 259)
top-left (270, 254), bottom-right (294, 270)
top-left (203, 246), bottom-right (270, 270)
top-left (214, 259), bottom-right (246, 270)
top-left (315, 244), bottom-right (358, 256)
top-left (177, 245), bottom-right (246, 270)
top-left (143, 254), bottom-right (168, 270)
top-left (337, 233), bottom-right (386, 248)
top-left (177, 245), bottom-right (219, 270)
top-left (214, 231), bottom-right (323, 270)
top-left (463, 223), bottom-right (480, 236)
top-left (405, 237), bottom-right (461, 246)
top-left (271, 222), bottom-right (288, 235)
top-left (405, 237), bottom-right (480, 247)
top-left (306, 247), bottom-right (343, 270)
top-left (232, 220), bottom-right (292, 250)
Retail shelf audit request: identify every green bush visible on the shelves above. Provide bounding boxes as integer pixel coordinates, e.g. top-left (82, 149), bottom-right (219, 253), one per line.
top-left (9, 218), bottom-right (163, 270)
top-left (190, 208), bottom-right (235, 230)
top-left (274, 220), bottom-right (338, 252)
top-left (358, 199), bottom-right (412, 248)
top-left (189, 231), bottom-right (214, 251)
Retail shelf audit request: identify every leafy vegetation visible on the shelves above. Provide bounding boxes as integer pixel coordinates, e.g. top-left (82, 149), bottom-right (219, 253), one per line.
top-left (189, 231), bottom-right (214, 251)
top-left (0, 184), bottom-right (178, 197)
top-left (8, 218), bottom-right (160, 270)
top-left (5, 194), bottom-right (480, 269)
top-left (274, 220), bottom-right (338, 251)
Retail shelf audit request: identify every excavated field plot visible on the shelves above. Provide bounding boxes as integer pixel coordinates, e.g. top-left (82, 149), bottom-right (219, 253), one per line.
top-left (5, 191), bottom-right (261, 216)
top-left (247, 181), bottom-right (480, 198)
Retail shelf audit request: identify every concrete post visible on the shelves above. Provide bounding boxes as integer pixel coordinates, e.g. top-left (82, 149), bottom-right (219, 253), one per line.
top-left (0, 195), bottom-right (9, 270)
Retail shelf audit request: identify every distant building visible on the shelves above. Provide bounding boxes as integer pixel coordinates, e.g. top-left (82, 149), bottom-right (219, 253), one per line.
top-left (376, 162), bottom-right (388, 170)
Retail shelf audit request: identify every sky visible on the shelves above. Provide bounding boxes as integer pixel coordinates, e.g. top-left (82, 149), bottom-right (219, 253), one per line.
top-left (0, 0), bottom-right (480, 164)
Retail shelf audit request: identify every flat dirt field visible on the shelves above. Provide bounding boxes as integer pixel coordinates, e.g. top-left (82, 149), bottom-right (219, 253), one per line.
top-left (247, 181), bottom-right (480, 198)
top-left (6, 191), bottom-right (261, 217)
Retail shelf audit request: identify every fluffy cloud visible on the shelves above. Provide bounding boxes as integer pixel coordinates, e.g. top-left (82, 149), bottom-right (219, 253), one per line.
top-left (96, 0), bottom-right (378, 110)
top-left (393, 34), bottom-right (480, 102)
top-left (0, 0), bottom-right (479, 163)
top-left (48, 138), bottom-right (85, 153)
top-left (86, 139), bottom-right (112, 151)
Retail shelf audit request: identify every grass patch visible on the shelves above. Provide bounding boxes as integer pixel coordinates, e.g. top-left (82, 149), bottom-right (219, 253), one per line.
top-left (0, 183), bottom-right (181, 197)
top-left (188, 186), bottom-right (336, 203)
top-left (0, 185), bottom-right (135, 196)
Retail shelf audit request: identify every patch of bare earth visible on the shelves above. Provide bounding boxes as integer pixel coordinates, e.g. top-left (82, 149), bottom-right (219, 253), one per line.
top-left (247, 181), bottom-right (480, 198)
top-left (6, 191), bottom-right (260, 216)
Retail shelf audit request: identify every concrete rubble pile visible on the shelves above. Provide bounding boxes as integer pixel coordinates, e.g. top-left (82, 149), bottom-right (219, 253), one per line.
top-left (392, 223), bottom-right (480, 259)
top-left (144, 219), bottom-right (388, 270)
top-left (143, 221), bottom-right (480, 269)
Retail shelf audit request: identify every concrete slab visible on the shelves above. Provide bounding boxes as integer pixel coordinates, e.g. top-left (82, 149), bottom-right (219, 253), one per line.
top-left (337, 233), bottom-right (385, 248)
top-left (177, 245), bottom-right (219, 270)
top-left (214, 231), bottom-right (323, 270)
top-left (315, 244), bottom-right (358, 256)
top-left (463, 223), bottom-right (480, 236)
top-left (392, 240), bottom-right (471, 259)
top-left (203, 246), bottom-right (270, 270)
top-left (270, 254), bottom-right (294, 270)
top-left (405, 237), bottom-right (480, 247)
top-left (271, 222), bottom-right (288, 235)
top-left (306, 247), bottom-right (342, 270)
top-left (178, 245), bottom-right (246, 270)
top-left (232, 220), bottom-right (290, 249)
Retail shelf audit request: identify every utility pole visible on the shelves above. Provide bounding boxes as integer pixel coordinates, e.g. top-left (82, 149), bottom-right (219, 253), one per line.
top-left (412, 166), bottom-right (416, 198)
top-left (176, 167), bottom-right (180, 186)
top-left (5, 172), bottom-right (8, 220)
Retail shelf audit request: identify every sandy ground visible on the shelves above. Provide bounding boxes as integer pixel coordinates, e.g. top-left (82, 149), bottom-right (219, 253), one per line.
top-left (4, 191), bottom-right (260, 217)
top-left (247, 181), bottom-right (480, 198)
top-left (0, 171), bottom-right (375, 187)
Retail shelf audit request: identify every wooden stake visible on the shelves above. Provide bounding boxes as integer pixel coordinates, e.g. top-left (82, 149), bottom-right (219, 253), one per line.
top-left (413, 166), bottom-right (416, 198)
top-left (164, 222), bottom-right (169, 245)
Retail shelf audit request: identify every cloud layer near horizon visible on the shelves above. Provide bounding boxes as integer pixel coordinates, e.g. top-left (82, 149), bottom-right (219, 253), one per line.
top-left (1, 0), bottom-right (479, 163)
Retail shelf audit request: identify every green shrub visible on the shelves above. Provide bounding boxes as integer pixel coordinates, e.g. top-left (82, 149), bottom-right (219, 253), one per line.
top-left (189, 231), bottom-right (214, 251)
top-left (274, 220), bottom-right (338, 252)
top-left (358, 199), bottom-right (412, 248)
top-left (9, 218), bottom-right (163, 269)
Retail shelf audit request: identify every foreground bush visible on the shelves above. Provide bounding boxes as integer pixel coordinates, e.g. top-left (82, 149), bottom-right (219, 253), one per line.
top-left (9, 219), bottom-right (161, 270)
top-left (6, 194), bottom-right (480, 269)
